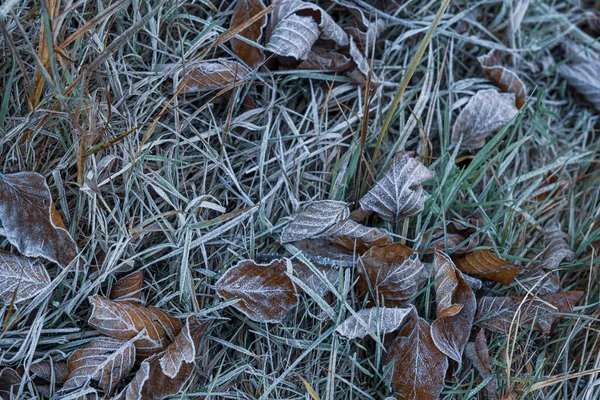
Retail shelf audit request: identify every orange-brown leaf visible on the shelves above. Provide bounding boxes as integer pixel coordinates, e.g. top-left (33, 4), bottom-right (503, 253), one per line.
top-left (231, 0), bottom-right (267, 68)
top-left (88, 295), bottom-right (182, 357)
top-left (216, 259), bottom-right (297, 323)
top-left (110, 270), bottom-right (145, 301)
top-left (0, 252), bottom-right (51, 304)
top-left (387, 317), bottom-right (448, 399)
top-left (0, 172), bottom-right (78, 267)
top-left (478, 49), bottom-right (527, 109)
top-left (423, 220), bottom-right (479, 254)
top-left (465, 330), bottom-right (499, 400)
top-left (454, 249), bottom-right (519, 285)
top-left (31, 359), bottom-right (68, 384)
top-left (180, 59), bottom-right (251, 92)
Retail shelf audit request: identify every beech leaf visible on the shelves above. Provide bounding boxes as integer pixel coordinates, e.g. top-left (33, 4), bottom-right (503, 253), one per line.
top-left (542, 221), bottom-right (575, 270)
top-left (110, 270), bottom-right (145, 301)
top-left (289, 238), bottom-right (355, 268)
top-left (478, 49), bottom-right (527, 108)
top-left (178, 59), bottom-right (251, 92)
top-left (387, 317), bottom-right (448, 400)
top-left (280, 201), bottom-right (349, 243)
top-left (336, 307), bottom-right (413, 339)
top-left (451, 89), bottom-right (518, 150)
top-left (231, 0), bottom-right (267, 68)
top-left (215, 259), bottom-right (298, 323)
top-left (0, 252), bottom-right (51, 304)
top-left (0, 172), bottom-right (78, 267)
top-left (292, 260), bottom-right (340, 297)
top-left (431, 252), bottom-right (476, 368)
top-left (63, 337), bottom-right (135, 395)
top-left (423, 220), bottom-right (480, 254)
top-left (454, 249), bottom-right (519, 285)
top-left (476, 291), bottom-right (584, 334)
top-left (0, 368), bottom-right (20, 399)
top-left (465, 330), bottom-right (499, 400)
top-left (88, 295), bottom-right (182, 357)
top-left (357, 243), bottom-right (427, 306)
top-left (359, 153), bottom-right (434, 223)
top-left (557, 58), bottom-right (600, 111)
top-left (31, 360), bottom-right (68, 384)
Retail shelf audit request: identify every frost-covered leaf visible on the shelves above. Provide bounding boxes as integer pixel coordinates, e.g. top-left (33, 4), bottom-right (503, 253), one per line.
top-left (280, 201), bottom-right (349, 243)
top-left (344, 3), bottom-right (385, 50)
top-left (0, 252), bottom-right (51, 304)
top-left (542, 221), bottom-right (574, 270)
top-left (0, 368), bottom-right (20, 399)
top-left (431, 252), bottom-right (476, 368)
top-left (63, 337), bottom-right (135, 395)
top-left (297, 47), bottom-right (352, 71)
top-left (387, 317), bottom-right (448, 400)
top-left (517, 267), bottom-right (562, 295)
top-left (328, 219), bottom-right (392, 247)
top-left (454, 249), bottom-right (519, 285)
top-left (114, 317), bottom-right (211, 400)
top-left (31, 359), bottom-right (68, 384)
top-left (478, 49), bottom-right (527, 108)
top-left (110, 270), bottom-right (145, 301)
top-left (336, 307), bottom-right (413, 339)
top-left (451, 89), bottom-right (519, 150)
top-left (215, 259), bottom-right (297, 323)
top-left (88, 295), bottom-right (182, 357)
top-left (290, 238), bottom-right (355, 268)
top-left (358, 243), bottom-right (427, 306)
top-left (476, 291), bottom-right (584, 334)
top-left (557, 58), bottom-right (600, 111)
top-left (359, 153), bottom-right (434, 223)
top-left (0, 172), bottom-right (77, 267)
top-left (292, 260), bottom-right (340, 297)
top-left (231, 0), bottom-right (267, 68)
top-left (266, 0), bottom-right (348, 60)
top-left (465, 330), bottom-right (499, 400)
top-left (178, 59), bottom-right (251, 92)
top-left (423, 220), bottom-right (480, 254)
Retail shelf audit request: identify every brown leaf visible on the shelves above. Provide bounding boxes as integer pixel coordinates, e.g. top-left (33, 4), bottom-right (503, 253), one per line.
top-left (423, 220), bottom-right (479, 254)
top-left (336, 307), bottom-right (413, 339)
top-left (358, 243), bottom-right (427, 306)
top-left (231, 0), bottom-right (267, 68)
top-left (290, 238), bottom-right (356, 268)
top-left (451, 90), bottom-right (518, 150)
top-left (387, 317), bottom-right (448, 400)
top-left (478, 49), bottom-right (527, 109)
top-left (454, 249), bottom-right (519, 285)
top-left (30, 360), bottom-right (68, 384)
top-left (0, 172), bottom-right (78, 267)
top-left (431, 252), bottom-right (476, 368)
top-left (0, 252), bottom-right (51, 304)
top-left (0, 368), bottom-right (20, 399)
top-left (297, 47), bottom-right (352, 70)
top-left (115, 317), bottom-right (211, 400)
top-left (179, 59), bottom-right (251, 92)
top-left (465, 330), bottom-right (499, 400)
top-left (110, 270), bottom-right (145, 301)
top-left (88, 295), bottom-right (182, 357)
top-left (344, 4), bottom-right (386, 50)
top-left (542, 221), bottom-right (575, 270)
top-left (292, 260), bottom-right (340, 296)
top-left (359, 153), bottom-right (434, 223)
top-left (557, 58), bottom-right (600, 111)
top-left (476, 291), bottom-right (584, 334)
top-left (215, 259), bottom-right (297, 323)
top-left (63, 337), bottom-right (135, 395)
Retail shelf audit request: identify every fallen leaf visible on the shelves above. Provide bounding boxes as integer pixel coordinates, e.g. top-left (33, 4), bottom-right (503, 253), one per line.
top-left (423, 220), bottom-right (480, 254)
top-left (328, 219), bottom-right (392, 247)
top-left (0, 252), bottom-right (51, 304)
top-left (387, 317), bottom-right (448, 400)
top-left (30, 360), bottom-right (68, 384)
top-left (542, 221), bottom-right (575, 270)
top-left (464, 330), bottom-right (499, 400)
top-left (231, 0), bottom-right (267, 68)
top-left (88, 295), bottom-right (182, 357)
top-left (336, 307), bottom-right (413, 339)
top-left (292, 260), bottom-right (340, 296)
top-left (475, 291), bottom-right (584, 334)
top-left (454, 249), bottom-right (519, 285)
top-left (451, 89), bottom-right (519, 150)
top-left (63, 337), bottom-right (135, 395)
top-left (359, 153), bottom-right (434, 223)
top-left (431, 252), bottom-right (476, 368)
top-left (478, 49), bottom-right (527, 108)
top-left (0, 368), bottom-right (20, 399)
top-left (280, 201), bottom-right (349, 244)
top-left (357, 243), bottom-right (427, 306)
top-left (297, 46), bottom-right (352, 70)
top-left (215, 259), bottom-right (297, 323)
top-left (115, 317), bottom-right (212, 400)
top-left (517, 268), bottom-right (562, 295)
top-left (0, 172), bottom-right (78, 267)
top-left (344, 4), bottom-right (386, 50)
top-left (179, 59), bottom-right (251, 92)
top-left (110, 270), bottom-right (145, 301)
top-left (557, 58), bottom-right (600, 111)
top-left (289, 238), bottom-right (356, 268)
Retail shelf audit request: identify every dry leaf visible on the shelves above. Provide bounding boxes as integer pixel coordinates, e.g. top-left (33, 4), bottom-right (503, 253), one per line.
top-left (431, 252), bottom-right (476, 368)
top-left (215, 259), bottom-right (297, 323)
top-left (542, 222), bottom-right (575, 270)
top-left (454, 249), bottom-right (519, 285)
top-left (0, 172), bottom-right (77, 267)
top-left (290, 238), bottom-right (356, 268)
top-left (344, 4), bottom-right (386, 50)
top-left (359, 153), bottom-right (434, 223)
top-left (115, 317), bottom-right (211, 400)
top-left (280, 201), bottom-right (349, 243)
top-left (478, 49), bottom-right (527, 108)
top-left (423, 220), bottom-right (479, 254)
top-left (179, 59), bottom-right (251, 92)
top-left (0, 368), bottom-right (20, 399)
top-left (88, 295), bottom-right (182, 357)
top-left (297, 46), bottom-right (352, 70)
top-left (465, 330), bottom-right (499, 400)
top-left (328, 219), bottom-right (392, 247)
top-left (476, 291), bottom-right (584, 334)
top-left (517, 268), bottom-right (562, 295)
top-left (557, 58), bottom-right (600, 111)
top-left (292, 260), bottom-right (340, 296)
top-left (30, 360), bottom-right (68, 384)
top-left (0, 252), bottom-right (51, 304)
top-left (451, 89), bottom-right (519, 150)
top-left (357, 243), bottom-right (427, 306)
top-left (231, 0), bottom-right (267, 68)
top-left (336, 307), bottom-right (413, 339)
top-left (387, 317), bottom-right (448, 400)
top-left (63, 337), bottom-right (135, 395)
top-left (110, 270), bottom-right (145, 301)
